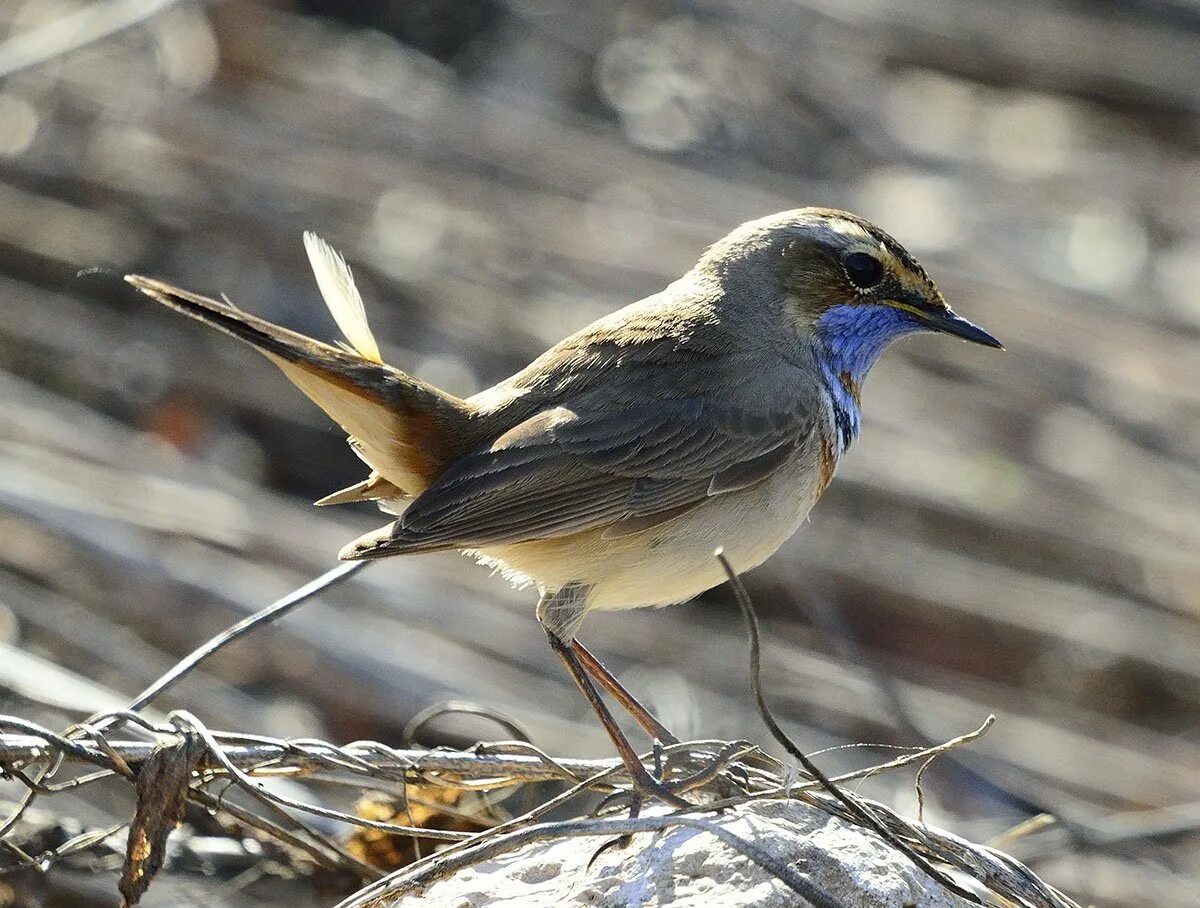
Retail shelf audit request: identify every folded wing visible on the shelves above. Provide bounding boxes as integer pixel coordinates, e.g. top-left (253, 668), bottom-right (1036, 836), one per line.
top-left (342, 390), bottom-right (815, 558)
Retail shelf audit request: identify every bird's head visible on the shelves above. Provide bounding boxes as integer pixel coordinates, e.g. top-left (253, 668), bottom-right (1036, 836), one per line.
top-left (698, 208), bottom-right (1001, 384)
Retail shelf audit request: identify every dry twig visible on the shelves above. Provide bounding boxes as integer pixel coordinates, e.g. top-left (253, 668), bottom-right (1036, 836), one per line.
top-left (0, 559), bottom-right (1081, 908)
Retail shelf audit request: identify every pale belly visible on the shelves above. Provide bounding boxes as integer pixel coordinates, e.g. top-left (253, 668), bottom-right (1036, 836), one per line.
top-left (472, 442), bottom-right (830, 613)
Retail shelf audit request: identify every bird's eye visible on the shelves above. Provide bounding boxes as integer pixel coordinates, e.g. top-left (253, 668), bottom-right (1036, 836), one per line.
top-left (844, 252), bottom-right (884, 290)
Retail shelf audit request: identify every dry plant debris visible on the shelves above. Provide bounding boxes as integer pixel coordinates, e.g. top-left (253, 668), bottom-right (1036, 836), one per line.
top-left (118, 731), bottom-right (206, 906)
top-left (347, 787), bottom-right (490, 873)
top-left (1, 560), bottom-right (1080, 908)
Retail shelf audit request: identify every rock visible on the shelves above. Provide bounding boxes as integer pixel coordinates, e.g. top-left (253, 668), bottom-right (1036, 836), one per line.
top-left (387, 799), bottom-right (973, 907)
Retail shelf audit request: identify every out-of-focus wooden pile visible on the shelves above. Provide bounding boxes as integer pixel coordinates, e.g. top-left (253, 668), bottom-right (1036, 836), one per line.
top-left (0, 0), bottom-right (1198, 904)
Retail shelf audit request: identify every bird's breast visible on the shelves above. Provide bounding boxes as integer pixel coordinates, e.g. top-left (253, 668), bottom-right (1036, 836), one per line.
top-left (474, 434), bottom-right (834, 613)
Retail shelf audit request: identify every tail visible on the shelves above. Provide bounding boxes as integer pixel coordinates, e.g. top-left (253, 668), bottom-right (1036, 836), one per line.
top-left (126, 238), bottom-right (475, 498)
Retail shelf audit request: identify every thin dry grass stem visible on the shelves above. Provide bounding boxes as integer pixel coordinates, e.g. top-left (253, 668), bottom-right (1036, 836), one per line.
top-left (167, 711), bottom-right (385, 880)
top-left (403, 702), bottom-right (534, 747)
top-left (0, 727), bottom-right (621, 785)
top-left (796, 590), bottom-right (1110, 851)
top-left (0, 835), bottom-right (36, 868)
top-left (715, 549), bottom-right (986, 904)
top-left (91, 560), bottom-right (368, 736)
top-left (185, 785), bottom-right (352, 872)
top-left (834, 718), bottom-right (995, 786)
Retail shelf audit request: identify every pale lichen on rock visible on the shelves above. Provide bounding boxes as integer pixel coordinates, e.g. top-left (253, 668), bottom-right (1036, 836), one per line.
top-left (390, 799), bottom-right (975, 907)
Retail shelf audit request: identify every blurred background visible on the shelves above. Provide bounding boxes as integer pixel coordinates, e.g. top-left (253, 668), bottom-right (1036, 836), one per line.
top-left (1, 0), bottom-right (1199, 904)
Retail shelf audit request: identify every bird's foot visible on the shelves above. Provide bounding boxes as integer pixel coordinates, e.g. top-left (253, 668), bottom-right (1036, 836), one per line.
top-left (595, 751), bottom-right (690, 815)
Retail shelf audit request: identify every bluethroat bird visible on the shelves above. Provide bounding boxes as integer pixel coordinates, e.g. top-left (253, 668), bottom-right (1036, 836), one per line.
top-left (126, 209), bottom-right (1001, 804)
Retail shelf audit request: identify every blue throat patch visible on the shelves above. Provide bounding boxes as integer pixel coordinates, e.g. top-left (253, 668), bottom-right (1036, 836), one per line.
top-left (815, 304), bottom-right (922, 449)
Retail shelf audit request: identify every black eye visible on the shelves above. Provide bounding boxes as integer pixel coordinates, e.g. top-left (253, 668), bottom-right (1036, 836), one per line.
top-left (844, 252), bottom-right (884, 290)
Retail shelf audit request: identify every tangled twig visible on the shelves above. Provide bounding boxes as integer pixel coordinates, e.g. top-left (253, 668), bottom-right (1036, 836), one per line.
top-left (0, 559), bottom-right (1082, 908)
top-left (717, 549), bottom-right (984, 904)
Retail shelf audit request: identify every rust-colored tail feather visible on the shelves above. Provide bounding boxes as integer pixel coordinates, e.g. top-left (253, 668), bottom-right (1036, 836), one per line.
top-left (125, 275), bottom-right (473, 497)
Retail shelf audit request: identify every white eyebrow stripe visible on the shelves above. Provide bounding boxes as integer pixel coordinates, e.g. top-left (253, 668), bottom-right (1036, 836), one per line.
top-left (824, 217), bottom-right (873, 240)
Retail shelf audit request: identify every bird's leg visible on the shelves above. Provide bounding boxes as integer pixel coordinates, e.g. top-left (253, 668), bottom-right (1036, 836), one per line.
top-left (545, 632), bottom-right (688, 808)
top-left (538, 586), bottom-right (688, 808)
top-left (570, 638), bottom-right (679, 746)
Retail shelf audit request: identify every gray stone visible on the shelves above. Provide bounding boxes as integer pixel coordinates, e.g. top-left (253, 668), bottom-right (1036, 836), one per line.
top-left (389, 799), bottom-right (974, 907)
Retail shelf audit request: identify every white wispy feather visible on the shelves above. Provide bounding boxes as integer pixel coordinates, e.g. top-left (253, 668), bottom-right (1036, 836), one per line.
top-left (302, 231), bottom-right (382, 364)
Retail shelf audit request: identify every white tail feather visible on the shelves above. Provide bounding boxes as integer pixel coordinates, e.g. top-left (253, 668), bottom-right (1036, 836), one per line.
top-left (302, 231), bottom-right (382, 364)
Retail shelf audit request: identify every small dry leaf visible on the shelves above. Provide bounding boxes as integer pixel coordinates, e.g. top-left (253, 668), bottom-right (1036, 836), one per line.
top-left (118, 734), bottom-right (205, 907)
top-left (347, 785), bottom-right (487, 872)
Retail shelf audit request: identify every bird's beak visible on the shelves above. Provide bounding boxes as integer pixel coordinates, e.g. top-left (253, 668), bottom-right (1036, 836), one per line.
top-left (887, 299), bottom-right (1004, 349)
top-left (923, 308), bottom-right (1004, 349)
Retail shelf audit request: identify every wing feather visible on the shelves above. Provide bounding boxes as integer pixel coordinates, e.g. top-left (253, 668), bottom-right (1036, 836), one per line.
top-left (347, 390), bottom-right (816, 557)
top-left (303, 232), bottom-right (382, 364)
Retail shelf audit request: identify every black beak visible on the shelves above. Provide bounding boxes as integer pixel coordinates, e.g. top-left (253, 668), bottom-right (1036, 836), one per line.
top-left (922, 308), bottom-right (1004, 349)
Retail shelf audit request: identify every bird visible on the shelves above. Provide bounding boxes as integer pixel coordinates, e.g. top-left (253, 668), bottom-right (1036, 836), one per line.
top-left (126, 208), bottom-right (1001, 804)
